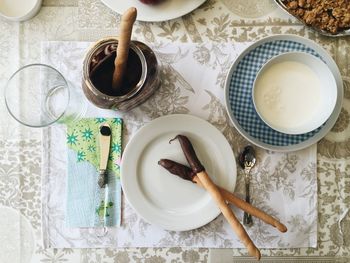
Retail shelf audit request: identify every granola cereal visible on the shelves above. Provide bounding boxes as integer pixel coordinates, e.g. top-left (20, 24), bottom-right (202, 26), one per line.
top-left (282, 0), bottom-right (350, 34)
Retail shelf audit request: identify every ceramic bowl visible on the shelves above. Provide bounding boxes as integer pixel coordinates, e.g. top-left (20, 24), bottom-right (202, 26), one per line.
top-left (252, 52), bottom-right (337, 135)
top-left (0, 0), bottom-right (42, 22)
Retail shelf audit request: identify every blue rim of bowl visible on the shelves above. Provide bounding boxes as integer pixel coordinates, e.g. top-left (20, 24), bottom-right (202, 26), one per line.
top-left (224, 34), bottom-right (343, 152)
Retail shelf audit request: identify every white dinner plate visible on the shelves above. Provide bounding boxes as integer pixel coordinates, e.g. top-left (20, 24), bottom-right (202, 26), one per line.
top-left (121, 114), bottom-right (236, 231)
top-left (100, 0), bottom-right (207, 22)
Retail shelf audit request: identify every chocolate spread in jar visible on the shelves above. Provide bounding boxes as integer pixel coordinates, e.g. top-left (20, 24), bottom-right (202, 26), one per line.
top-left (82, 38), bottom-right (160, 111)
top-left (89, 44), bottom-right (142, 96)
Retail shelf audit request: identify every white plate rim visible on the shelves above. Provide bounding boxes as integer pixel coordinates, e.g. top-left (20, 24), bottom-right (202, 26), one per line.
top-left (121, 114), bottom-right (236, 231)
top-left (100, 0), bottom-right (207, 22)
top-left (224, 34), bottom-right (344, 152)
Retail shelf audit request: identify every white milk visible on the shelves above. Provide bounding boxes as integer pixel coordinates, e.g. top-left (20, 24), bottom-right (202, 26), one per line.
top-left (0, 0), bottom-right (37, 17)
top-left (254, 61), bottom-right (321, 130)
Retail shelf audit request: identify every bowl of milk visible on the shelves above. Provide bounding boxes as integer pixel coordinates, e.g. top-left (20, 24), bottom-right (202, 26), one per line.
top-left (252, 52), bottom-right (337, 135)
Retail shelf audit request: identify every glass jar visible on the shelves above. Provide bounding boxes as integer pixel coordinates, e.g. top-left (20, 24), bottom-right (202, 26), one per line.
top-left (82, 37), bottom-right (160, 111)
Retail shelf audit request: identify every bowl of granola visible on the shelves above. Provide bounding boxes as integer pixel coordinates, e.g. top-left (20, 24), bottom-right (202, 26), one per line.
top-left (275, 0), bottom-right (350, 36)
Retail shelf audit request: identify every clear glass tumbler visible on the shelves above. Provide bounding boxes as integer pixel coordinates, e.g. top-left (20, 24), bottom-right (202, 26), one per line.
top-left (4, 64), bottom-right (87, 127)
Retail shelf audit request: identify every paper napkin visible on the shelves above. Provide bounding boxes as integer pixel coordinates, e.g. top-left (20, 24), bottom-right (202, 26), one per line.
top-left (65, 118), bottom-right (122, 227)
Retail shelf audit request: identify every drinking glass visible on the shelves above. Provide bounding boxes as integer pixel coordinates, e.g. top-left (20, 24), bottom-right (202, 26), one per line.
top-left (4, 64), bottom-right (87, 127)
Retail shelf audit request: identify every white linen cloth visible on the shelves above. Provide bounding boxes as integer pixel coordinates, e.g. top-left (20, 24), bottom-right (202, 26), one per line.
top-left (41, 41), bottom-right (317, 248)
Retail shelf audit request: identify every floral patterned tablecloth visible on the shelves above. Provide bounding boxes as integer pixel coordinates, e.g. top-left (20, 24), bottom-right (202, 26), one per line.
top-left (0, 0), bottom-right (349, 262)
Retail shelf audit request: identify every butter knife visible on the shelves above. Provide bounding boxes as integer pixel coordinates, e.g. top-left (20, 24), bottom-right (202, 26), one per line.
top-left (96, 123), bottom-right (112, 228)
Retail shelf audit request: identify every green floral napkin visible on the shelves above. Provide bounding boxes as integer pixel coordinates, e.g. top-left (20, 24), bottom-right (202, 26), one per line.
top-left (65, 118), bottom-right (122, 227)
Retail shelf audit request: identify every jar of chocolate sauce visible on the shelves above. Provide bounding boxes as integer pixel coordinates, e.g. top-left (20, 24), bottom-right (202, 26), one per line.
top-left (82, 37), bottom-right (160, 111)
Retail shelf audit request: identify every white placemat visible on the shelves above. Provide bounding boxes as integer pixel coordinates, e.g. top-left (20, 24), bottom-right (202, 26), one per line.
top-left (41, 41), bottom-right (317, 248)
